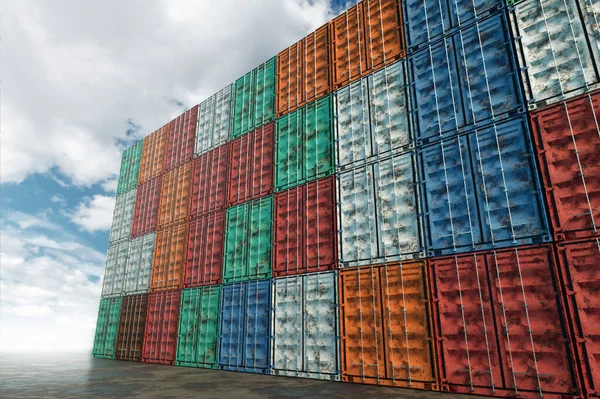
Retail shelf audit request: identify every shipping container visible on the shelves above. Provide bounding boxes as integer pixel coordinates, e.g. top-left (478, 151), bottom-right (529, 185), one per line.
top-left (164, 106), bottom-right (198, 171)
top-left (557, 239), bottom-right (600, 398)
top-left (276, 95), bottom-right (335, 191)
top-left (195, 84), bottom-right (233, 156)
top-left (218, 280), bottom-right (271, 373)
top-left (227, 123), bottom-right (274, 207)
top-left (509, 0), bottom-right (600, 109)
top-left (151, 223), bottom-right (187, 291)
top-left (335, 59), bottom-right (412, 169)
top-left (124, 232), bottom-right (155, 295)
top-left (530, 92), bottom-right (600, 242)
top-left (93, 297), bottom-right (123, 359)
top-left (176, 286), bottom-right (221, 368)
top-left (409, 12), bottom-right (523, 144)
top-left (337, 151), bottom-right (424, 267)
top-left (274, 177), bottom-right (337, 277)
top-left (231, 57), bottom-right (277, 138)
top-left (331, 0), bottom-right (405, 88)
top-left (116, 141), bottom-right (143, 196)
top-left (139, 125), bottom-right (168, 184)
top-left (101, 240), bottom-right (130, 298)
top-left (115, 294), bottom-right (148, 362)
top-left (108, 189), bottom-right (137, 243)
top-left (430, 245), bottom-right (581, 398)
top-left (339, 261), bottom-right (437, 389)
top-left (131, 176), bottom-right (161, 238)
top-left (419, 116), bottom-right (551, 256)
top-left (142, 290), bottom-right (181, 365)
top-left (189, 144), bottom-right (228, 217)
top-left (158, 161), bottom-right (192, 229)
top-left (277, 24), bottom-right (331, 117)
top-left (270, 271), bottom-right (340, 380)
top-left (184, 212), bottom-right (225, 287)
top-left (223, 196), bottom-right (273, 283)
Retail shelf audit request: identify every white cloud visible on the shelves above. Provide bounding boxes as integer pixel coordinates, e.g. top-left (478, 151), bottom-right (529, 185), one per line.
top-left (50, 194), bottom-right (66, 204)
top-left (100, 177), bottom-right (118, 194)
top-left (70, 195), bottom-right (116, 233)
top-left (1, 0), bottom-right (334, 187)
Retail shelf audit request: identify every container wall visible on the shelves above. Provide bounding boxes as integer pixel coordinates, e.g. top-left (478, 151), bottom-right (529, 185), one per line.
top-left (331, 2), bottom-right (367, 88)
top-left (231, 70), bottom-right (255, 139)
top-left (176, 286), bottom-right (221, 368)
top-left (109, 189), bottom-right (137, 243)
top-left (131, 176), bottom-right (162, 238)
top-left (93, 297), bottom-right (123, 359)
top-left (164, 106), bottom-right (198, 171)
top-left (419, 116), bottom-right (550, 256)
top-left (139, 125), bottom-right (168, 184)
top-left (530, 92), bottom-right (600, 242)
top-left (274, 176), bottom-right (336, 277)
top-left (151, 223), bottom-right (187, 291)
top-left (219, 280), bottom-right (271, 373)
top-left (101, 241), bottom-right (130, 298)
top-left (142, 290), bottom-right (181, 365)
top-left (409, 12), bottom-right (523, 143)
top-left (124, 232), bottom-right (155, 295)
top-left (184, 212), bottom-right (225, 287)
top-left (117, 141), bottom-right (144, 196)
top-left (277, 41), bottom-right (304, 119)
top-left (510, 0), bottom-right (600, 109)
top-left (430, 245), bottom-right (581, 398)
top-left (227, 123), bottom-right (274, 207)
top-left (116, 294), bottom-right (148, 361)
top-left (271, 272), bottom-right (340, 380)
top-left (189, 144), bottom-right (229, 217)
top-left (195, 84), bottom-right (233, 156)
top-left (363, 0), bottom-right (405, 71)
top-left (254, 56), bottom-right (277, 129)
top-left (158, 161), bottom-right (192, 229)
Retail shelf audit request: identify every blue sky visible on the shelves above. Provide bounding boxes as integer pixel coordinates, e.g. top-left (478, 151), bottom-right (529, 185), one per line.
top-left (1, 0), bottom-right (349, 352)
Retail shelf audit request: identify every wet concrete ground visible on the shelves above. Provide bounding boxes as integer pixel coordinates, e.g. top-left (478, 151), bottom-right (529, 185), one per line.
top-left (0, 353), bottom-right (489, 398)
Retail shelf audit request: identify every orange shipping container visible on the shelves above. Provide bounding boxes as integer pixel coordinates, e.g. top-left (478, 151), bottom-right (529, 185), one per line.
top-left (138, 125), bottom-right (168, 184)
top-left (158, 161), bottom-right (192, 229)
top-left (151, 223), bottom-right (187, 291)
top-left (339, 261), bottom-right (437, 390)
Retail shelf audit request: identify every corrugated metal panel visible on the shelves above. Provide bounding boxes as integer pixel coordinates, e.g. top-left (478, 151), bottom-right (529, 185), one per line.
top-left (164, 106), bottom-right (198, 171)
top-left (131, 176), bottom-right (161, 238)
top-left (139, 125), bottom-right (167, 184)
top-left (231, 70), bottom-right (255, 139)
top-left (363, 0), bottom-right (406, 70)
top-left (419, 116), bottom-right (550, 256)
top-left (332, 2), bottom-right (368, 88)
top-left (195, 84), bottom-right (233, 156)
top-left (93, 297), bottom-right (123, 359)
top-left (409, 12), bottom-right (523, 144)
top-left (101, 241), bottom-right (130, 298)
top-left (109, 189), bottom-right (137, 243)
top-left (278, 41), bottom-right (304, 118)
top-left (254, 56), bottom-right (277, 129)
top-left (116, 294), bottom-right (148, 362)
top-left (189, 144), bottom-right (228, 218)
top-left (158, 161), bottom-right (192, 229)
top-left (510, 0), bottom-right (600, 109)
top-left (117, 141), bottom-right (143, 196)
top-left (151, 223), bottom-right (187, 291)
top-left (184, 212), bottom-right (225, 287)
top-left (124, 233), bottom-right (155, 295)
top-left (430, 245), bottom-right (581, 398)
top-left (142, 290), bottom-right (181, 365)
top-left (219, 280), bottom-right (271, 373)
top-left (176, 286), bottom-right (221, 368)
top-left (271, 272), bottom-right (340, 380)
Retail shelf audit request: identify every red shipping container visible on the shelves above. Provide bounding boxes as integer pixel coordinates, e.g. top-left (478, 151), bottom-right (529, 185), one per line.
top-left (557, 239), bottom-right (600, 398)
top-left (142, 290), bottom-right (181, 365)
top-left (429, 245), bottom-right (581, 399)
top-left (227, 123), bottom-right (274, 207)
top-left (131, 176), bottom-right (162, 238)
top-left (184, 211), bottom-right (225, 287)
top-left (189, 143), bottom-right (228, 218)
top-left (274, 176), bottom-right (336, 277)
top-left (151, 223), bottom-right (187, 292)
top-left (531, 91), bottom-right (600, 242)
top-left (116, 294), bottom-right (148, 361)
top-left (164, 106), bottom-right (198, 171)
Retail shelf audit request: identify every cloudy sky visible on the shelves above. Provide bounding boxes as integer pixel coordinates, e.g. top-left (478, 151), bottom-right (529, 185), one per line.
top-left (1, 0), bottom-right (356, 353)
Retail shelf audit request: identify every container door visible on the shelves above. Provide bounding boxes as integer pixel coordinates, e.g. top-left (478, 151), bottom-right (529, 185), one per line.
top-left (232, 71), bottom-right (255, 138)
top-left (304, 24), bottom-right (330, 104)
top-left (125, 237), bottom-right (141, 294)
top-left (276, 110), bottom-right (305, 190)
top-left (93, 299), bottom-right (109, 356)
top-left (195, 95), bottom-right (215, 156)
top-left (335, 78), bottom-right (371, 168)
top-left (112, 241), bottom-right (130, 296)
top-left (277, 42), bottom-right (304, 117)
top-left (305, 95), bottom-right (334, 183)
top-left (247, 197), bottom-right (273, 280)
top-left (177, 288), bottom-right (199, 366)
top-left (332, 3), bottom-right (367, 87)
top-left (245, 280), bottom-right (271, 370)
top-left (213, 84), bottom-right (233, 150)
top-left (197, 287), bottom-right (221, 367)
top-left (274, 187), bottom-right (305, 276)
top-left (254, 57), bottom-right (277, 128)
top-left (363, 0), bottom-right (405, 70)
top-left (404, 0), bottom-right (451, 49)
top-left (306, 177), bottom-right (336, 272)
top-left (228, 133), bottom-right (252, 206)
top-left (251, 124), bottom-right (274, 200)
top-left (102, 246), bottom-right (118, 297)
top-left (272, 276), bottom-right (304, 372)
top-left (223, 205), bottom-right (249, 283)
top-left (219, 284), bottom-right (245, 368)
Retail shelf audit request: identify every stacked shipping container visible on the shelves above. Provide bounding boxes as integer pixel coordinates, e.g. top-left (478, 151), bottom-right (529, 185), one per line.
top-left (93, 0), bottom-right (600, 397)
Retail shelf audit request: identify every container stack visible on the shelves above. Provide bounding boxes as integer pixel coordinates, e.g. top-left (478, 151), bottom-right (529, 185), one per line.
top-left (93, 0), bottom-right (599, 398)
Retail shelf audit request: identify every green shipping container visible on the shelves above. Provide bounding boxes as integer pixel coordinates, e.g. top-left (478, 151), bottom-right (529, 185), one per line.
top-left (92, 297), bottom-right (122, 359)
top-left (254, 56), bottom-right (277, 128)
top-left (116, 141), bottom-right (143, 195)
top-left (223, 196), bottom-right (273, 283)
top-left (176, 286), bottom-right (221, 368)
top-left (275, 94), bottom-right (334, 191)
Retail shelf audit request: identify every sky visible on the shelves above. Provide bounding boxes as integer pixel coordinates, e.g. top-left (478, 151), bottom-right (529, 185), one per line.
top-left (0, 0), bottom-right (357, 353)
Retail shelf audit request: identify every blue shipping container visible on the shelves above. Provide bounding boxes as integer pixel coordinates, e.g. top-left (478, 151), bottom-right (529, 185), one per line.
top-left (218, 280), bottom-right (271, 373)
top-left (409, 11), bottom-right (524, 144)
top-left (418, 116), bottom-right (550, 256)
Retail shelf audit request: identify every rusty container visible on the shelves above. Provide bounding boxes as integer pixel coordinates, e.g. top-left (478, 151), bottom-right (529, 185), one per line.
top-left (131, 175), bottom-right (162, 238)
top-left (142, 289), bottom-right (181, 365)
top-left (158, 161), bottom-right (192, 229)
top-left (164, 106), bottom-right (198, 171)
top-left (139, 125), bottom-right (168, 184)
top-left (184, 211), bottom-right (225, 287)
top-left (115, 294), bottom-right (148, 362)
top-left (339, 261), bottom-right (438, 390)
top-left (151, 222), bottom-right (187, 292)
top-left (189, 143), bottom-right (229, 218)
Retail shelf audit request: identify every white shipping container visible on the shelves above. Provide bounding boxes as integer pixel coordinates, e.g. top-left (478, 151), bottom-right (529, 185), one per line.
top-left (195, 84), bottom-right (233, 156)
top-left (101, 240), bottom-right (130, 298)
top-left (270, 271), bottom-right (340, 380)
top-left (124, 232), bottom-right (155, 295)
top-left (109, 189), bottom-right (136, 243)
